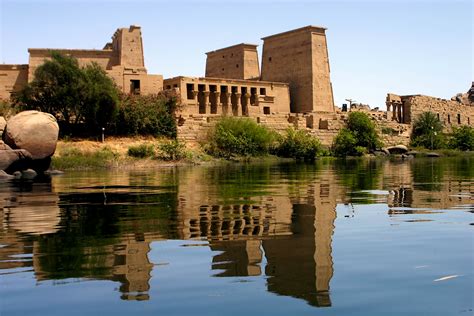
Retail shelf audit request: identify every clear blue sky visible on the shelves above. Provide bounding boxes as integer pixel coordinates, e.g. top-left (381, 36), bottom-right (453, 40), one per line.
top-left (1, 0), bottom-right (472, 109)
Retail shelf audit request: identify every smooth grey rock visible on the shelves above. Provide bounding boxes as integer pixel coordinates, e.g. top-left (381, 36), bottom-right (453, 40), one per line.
top-left (21, 168), bottom-right (37, 180)
top-left (44, 169), bottom-right (64, 175)
top-left (0, 149), bottom-right (33, 171)
top-left (0, 170), bottom-right (13, 180)
top-left (406, 150), bottom-right (420, 157)
top-left (4, 110), bottom-right (59, 160)
top-left (387, 145), bottom-right (409, 154)
top-left (12, 171), bottom-right (21, 179)
top-left (373, 150), bottom-right (388, 157)
top-left (426, 152), bottom-right (440, 157)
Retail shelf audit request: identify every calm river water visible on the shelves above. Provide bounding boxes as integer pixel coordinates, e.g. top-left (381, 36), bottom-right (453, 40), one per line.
top-left (0, 158), bottom-right (472, 315)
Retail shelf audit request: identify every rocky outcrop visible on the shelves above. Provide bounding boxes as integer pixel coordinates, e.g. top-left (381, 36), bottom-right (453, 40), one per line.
top-left (0, 111), bottom-right (59, 178)
top-left (0, 116), bottom-right (6, 135)
top-left (0, 149), bottom-right (32, 171)
top-left (386, 144), bottom-right (408, 154)
top-left (3, 110), bottom-right (59, 160)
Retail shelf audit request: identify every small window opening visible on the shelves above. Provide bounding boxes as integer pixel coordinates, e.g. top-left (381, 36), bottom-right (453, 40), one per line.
top-left (457, 113), bottom-right (461, 124)
top-left (260, 88), bottom-right (266, 95)
top-left (263, 107), bottom-right (270, 115)
top-left (130, 80), bottom-right (140, 95)
top-left (186, 83), bottom-right (194, 100)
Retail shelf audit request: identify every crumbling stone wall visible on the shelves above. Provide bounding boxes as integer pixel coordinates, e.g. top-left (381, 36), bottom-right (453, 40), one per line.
top-left (404, 95), bottom-right (473, 132)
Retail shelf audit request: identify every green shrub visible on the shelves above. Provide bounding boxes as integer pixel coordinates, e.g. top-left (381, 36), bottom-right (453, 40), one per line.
top-left (332, 128), bottom-right (357, 157)
top-left (449, 126), bottom-right (474, 151)
top-left (410, 112), bottom-right (445, 149)
top-left (331, 112), bottom-right (382, 157)
top-left (275, 128), bottom-right (321, 161)
top-left (206, 117), bottom-right (276, 158)
top-left (354, 146), bottom-right (368, 156)
top-left (157, 139), bottom-right (187, 161)
top-left (114, 93), bottom-right (178, 138)
top-left (127, 144), bottom-right (155, 158)
top-left (346, 111), bottom-right (382, 150)
top-left (0, 100), bottom-right (19, 119)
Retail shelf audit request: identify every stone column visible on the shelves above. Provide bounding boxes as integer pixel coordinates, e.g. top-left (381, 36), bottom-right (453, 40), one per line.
top-left (397, 103), bottom-right (402, 122)
top-left (235, 92), bottom-right (242, 116)
top-left (243, 93), bottom-right (251, 116)
top-left (392, 103), bottom-right (398, 121)
top-left (214, 91), bottom-right (221, 115)
top-left (225, 92), bottom-right (232, 116)
top-left (192, 90), bottom-right (199, 105)
top-left (204, 91), bottom-right (210, 114)
top-left (254, 94), bottom-right (260, 106)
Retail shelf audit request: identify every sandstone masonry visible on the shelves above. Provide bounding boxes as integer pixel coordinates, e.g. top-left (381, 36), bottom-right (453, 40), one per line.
top-left (1, 25), bottom-right (472, 147)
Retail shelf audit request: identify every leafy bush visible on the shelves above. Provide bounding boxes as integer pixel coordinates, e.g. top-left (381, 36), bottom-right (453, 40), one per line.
top-left (410, 112), bottom-right (445, 149)
top-left (332, 128), bottom-right (358, 157)
top-left (206, 117), bottom-right (276, 158)
top-left (346, 111), bottom-right (382, 150)
top-left (13, 52), bottom-right (119, 135)
top-left (127, 144), bottom-right (155, 158)
top-left (114, 93), bottom-right (178, 138)
top-left (331, 112), bottom-right (382, 157)
top-left (0, 100), bottom-right (19, 119)
top-left (275, 128), bottom-right (321, 161)
top-left (449, 126), bottom-right (474, 151)
top-left (156, 139), bottom-right (187, 161)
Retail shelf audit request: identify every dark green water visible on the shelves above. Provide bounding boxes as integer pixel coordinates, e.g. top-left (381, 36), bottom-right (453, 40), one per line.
top-left (0, 158), bottom-right (472, 315)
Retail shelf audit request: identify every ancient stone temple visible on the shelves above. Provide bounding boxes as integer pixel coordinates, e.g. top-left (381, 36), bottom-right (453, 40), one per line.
top-left (386, 89), bottom-right (474, 133)
top-left (261, 26), bottom-right (335, 113)
top-left (0, 25), bottom-right (162, 100)
top-left (1, 25), bottom-right (472, 147)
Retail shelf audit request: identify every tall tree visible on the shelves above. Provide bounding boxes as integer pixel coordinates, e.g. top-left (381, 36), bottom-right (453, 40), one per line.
top-left (13, 52), bottom-right (119, 135)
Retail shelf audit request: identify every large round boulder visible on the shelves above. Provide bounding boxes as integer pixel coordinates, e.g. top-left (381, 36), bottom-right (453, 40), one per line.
top-left (3, 111), bottom-right (59, 160)
top-left (0, 116), bottom-right (6, 134)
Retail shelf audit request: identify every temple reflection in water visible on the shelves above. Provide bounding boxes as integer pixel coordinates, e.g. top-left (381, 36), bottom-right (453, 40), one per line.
top-left (0, 159), bottom-right (471, 306)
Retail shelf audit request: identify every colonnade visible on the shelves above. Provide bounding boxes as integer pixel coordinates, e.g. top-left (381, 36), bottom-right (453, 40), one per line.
top-left (386, 101), bottom-right (405, 123)
top-left (189, 84), bottom-right (262, 116)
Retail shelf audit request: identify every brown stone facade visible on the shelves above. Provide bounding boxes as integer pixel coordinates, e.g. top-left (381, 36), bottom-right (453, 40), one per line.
top-left (205, 43), bottom-right (260, 80)
top-left (261, 26), bottom-right (335, 113)
top-left (386, 93), bottom-right (474, 133)
top-left (0, 25), bottom-right (162, 100)
top-left (0, 65), bottom-right (28, 100)
top-left (1, 24), bottom-right (471, 148)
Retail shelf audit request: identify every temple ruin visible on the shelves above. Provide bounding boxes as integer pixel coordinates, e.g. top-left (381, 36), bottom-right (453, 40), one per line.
top-left (0, 25), bottom-right (472, 146)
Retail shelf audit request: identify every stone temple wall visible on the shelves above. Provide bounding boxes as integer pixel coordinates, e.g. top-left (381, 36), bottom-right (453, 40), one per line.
top-left (404, 95), bottom-right (473, 132)
top-left (176, 111), bottom-right (411, 148)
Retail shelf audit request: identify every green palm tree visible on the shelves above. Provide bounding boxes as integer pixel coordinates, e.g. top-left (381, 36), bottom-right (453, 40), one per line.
top-left (411, 112), bottom-right (444, 149)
